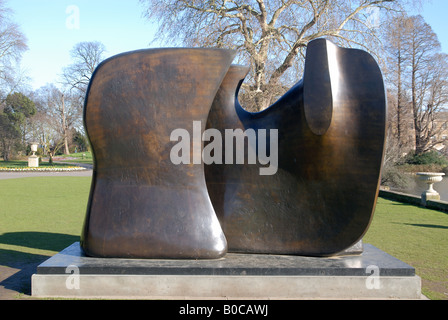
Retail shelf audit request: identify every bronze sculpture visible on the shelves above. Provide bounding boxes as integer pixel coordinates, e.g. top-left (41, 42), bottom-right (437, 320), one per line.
top-left (81, 48), bottom-right (234, 259)
top-left (81, 39), bottom-right (386, 259)
top-left (205, 39), bottom-right (386, 256)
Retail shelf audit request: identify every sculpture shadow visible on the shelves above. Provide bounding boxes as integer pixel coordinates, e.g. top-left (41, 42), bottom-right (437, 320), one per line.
top-left (0, 232), bottom-right (79, 296)
top-left (0, 231), bottom-right (79, 253)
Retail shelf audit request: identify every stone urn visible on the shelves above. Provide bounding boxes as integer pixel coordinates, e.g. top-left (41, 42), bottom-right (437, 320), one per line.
top-left (416, 172), bottom-right (445, 205)
top-left (28, 142), bottom-right (39, 168)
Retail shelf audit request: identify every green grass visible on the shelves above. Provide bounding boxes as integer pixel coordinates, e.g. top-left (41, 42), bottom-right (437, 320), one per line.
top-left (0, 176), bottom-right (447, 299)
top-left (57, 151), bottom-right (94, 164)
top-left (0, 177), bottom-right (90, 262)
top-left (364, 198), bottom-right (448, 300)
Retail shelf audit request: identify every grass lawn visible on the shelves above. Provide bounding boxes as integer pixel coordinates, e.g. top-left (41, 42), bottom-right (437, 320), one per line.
top-left (0, 177), bottom-right (90, 256)
top-left (364, 198), bottom-right (448, 300)
top-left (0, 176), bottom-right (447, 299)
top-left (55, 151), bottom-right (94, 165)
top-left (0, 177), bottom-right (90, 297)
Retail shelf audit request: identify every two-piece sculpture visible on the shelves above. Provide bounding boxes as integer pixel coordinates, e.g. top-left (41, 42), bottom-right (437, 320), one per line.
top-left (80, 39), bottom-right (386, 259)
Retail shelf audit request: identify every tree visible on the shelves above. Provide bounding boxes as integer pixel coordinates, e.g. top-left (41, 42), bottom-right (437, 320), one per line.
top-left (34, 84), bottom-right (83, 156)
top-left (60, 41), bottom-right (106, 145)
top-left (4, 92), bottom-right (36, 144)
top-left (383, 14), bottom-right (448, 155)
top-left (71, 129), bottom-right (90, 152)
top-left (62, 41), bottom-right (107, 95)
top-left (27, 103), bottom-right (61, 164)
top-left (0, 92), bottom-right (36, 160)
top-left (0, 113), bottom-right (20, 161)
top-left (0, 0), bottom-right (28, 99)
top-left (140, 0), bottom-right (413, 111)
top-left (383, 13), bottom-right (412, 147)
top-left (405, 15), bottom-right (448, 154)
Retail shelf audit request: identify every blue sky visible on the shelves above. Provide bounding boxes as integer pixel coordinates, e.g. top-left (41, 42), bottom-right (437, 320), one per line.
top-left (409, 0), bottom-right (448, 52)
top-left (6, 0), bottom-right (448, 91)
top-left (7, 0), bottom-right (158, 90)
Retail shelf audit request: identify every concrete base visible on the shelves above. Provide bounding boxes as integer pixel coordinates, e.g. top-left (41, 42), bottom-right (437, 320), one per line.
top-left (422, 191), bottom-right (441, 206)
top-left (32, 242), bottom-right (422, 299)
top-left (28, 155), bottom-right (39, 168)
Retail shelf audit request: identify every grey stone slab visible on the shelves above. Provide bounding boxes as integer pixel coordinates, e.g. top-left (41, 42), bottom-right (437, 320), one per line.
top-left (36, 242), bottom-right (415, 277)
top-left (32, 273), bottom-right (422, 299)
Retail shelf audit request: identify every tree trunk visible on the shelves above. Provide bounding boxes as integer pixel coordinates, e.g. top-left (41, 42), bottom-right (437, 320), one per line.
top-left (411, 50), bottom-right (420, 154)
top-left (62, 94), bottom-right (70, 155)
top-left (3, 144), bottom-right (10, 161)
top-left (397, 49), bottom-right (403, 145)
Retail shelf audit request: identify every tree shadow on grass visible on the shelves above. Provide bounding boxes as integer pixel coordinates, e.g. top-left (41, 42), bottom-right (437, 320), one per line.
top-left (400, 223), bottom-right (448, 230)
top-left (0, 232), bottom-right (79, 297)
top-left (392, 222), bottom-right (448, 230)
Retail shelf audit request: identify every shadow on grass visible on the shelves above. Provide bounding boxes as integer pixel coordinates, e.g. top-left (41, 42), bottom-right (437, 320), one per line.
top-left (0, 232), bottom-right (79, 297)
top-left (0, 231), bottom-right (79, 253)
top-left (0, 248), bottom-right (49, 297)
top-left (389, 202), bottom-right (420, 206)
top-left (401, 223), bottom-right (448, 230)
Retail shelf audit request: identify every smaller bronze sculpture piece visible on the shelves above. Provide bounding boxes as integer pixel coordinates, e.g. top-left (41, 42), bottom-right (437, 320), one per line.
top-left (205, 39), bottom-right (386, 256)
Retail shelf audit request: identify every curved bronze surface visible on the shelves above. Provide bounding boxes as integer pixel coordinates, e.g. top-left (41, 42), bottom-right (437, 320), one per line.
top-left (81, 39), bottom-right (386, 259)
top-left (205, 39), bottom-right (386, 256)
top-left (81, 48), bottom-right (235, 259)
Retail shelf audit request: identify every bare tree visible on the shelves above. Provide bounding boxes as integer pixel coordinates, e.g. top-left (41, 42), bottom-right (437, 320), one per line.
top-left (383, 13), bottom-right (413, 147)
top-left (140, 0), bottom-right (416, 111)
top-left (27, 104), bottom-right (62, 164)
top-left (405, 15), bottom-right (448, 154)
top-left (412, 53), bottom-right (448, 153)
top-left (60, 41), bottom-right (106, 143)
top-left (62, 41), bottom-right (106, 95)
top-left (0, 0), bottom-right (28, 100)
top-left (381, 14), bottom-right (448, 156)
top-left (34, 84), bottom-right (82, 156)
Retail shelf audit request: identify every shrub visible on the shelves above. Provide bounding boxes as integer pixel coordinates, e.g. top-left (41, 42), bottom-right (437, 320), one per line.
top-left (404, 150), bottom-right (448, 166)
top-left (381, 166), bottom-right (412, 189)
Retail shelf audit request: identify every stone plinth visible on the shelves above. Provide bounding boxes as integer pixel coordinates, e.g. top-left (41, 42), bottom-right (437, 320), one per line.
top-left (28, 155), bottom-right (39, 168)
top-left (31, 242), bottom-right (422, 299)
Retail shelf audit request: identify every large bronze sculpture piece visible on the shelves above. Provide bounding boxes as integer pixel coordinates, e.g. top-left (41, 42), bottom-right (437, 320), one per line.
top-left (81, 39), bottom-right (386, 259)
top-left (81, 49), bottom-right (233, 259)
